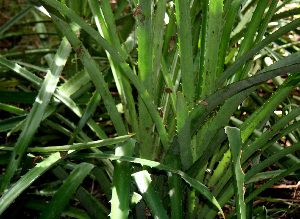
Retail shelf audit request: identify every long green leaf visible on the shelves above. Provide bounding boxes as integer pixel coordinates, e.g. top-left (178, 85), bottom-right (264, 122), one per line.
top-left (152, 0), bottom-right (168, 103)
top-left (52, 166), bottom-right (109, 218)
top-left (137, 1), bottom-right (155, 159)
top-left (133, 170), bottom-right (168, 219)
top-left (225, 127), bottom-right (246, 219)
top-left (175, 0), bottom-right (195, 104)
top-left (201, 0), bottom-right (223, 97)
top-left (241, 107), bottom-right (300, 164)
top-left (76, 187), bottom-right (108, 218)
top-left (0, 6), bottom-right (34, 35)
top-left (111, 138), bottom-right (136, 219)
top-left (68, 90), bottom-right (101, 145)
top-left (166, 155), bottom-right (183, 219)
top-left (211, 141), bottom-right (300, 218)
top-left (188, 87), bottom-right (256, 178)
top-left (39, 162), bottom-right (94, 218)
top-left (177, 92), bottom-right (193, 170)
top-left (197, 0), bottom-right (209, 98)
top-left (0, 135), bottom-right (132, 152)
top-left (0, 153), bottom-right (62, 214)
top-left (216, 0), bottom-right (244, 77)
top-left (229, 0), bottom-right (269, 82)
top-left (0, 57), bottom-right (42, 86)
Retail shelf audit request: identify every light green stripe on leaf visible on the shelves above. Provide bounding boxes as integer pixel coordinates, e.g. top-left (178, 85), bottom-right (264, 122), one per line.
top-left (0, 135), bottom-right (133, 152)
top-left (0, 37), bottom-right (71, 192)
top-left (133, 170), bottom-right (169, 219)
top-left (111, 138), bottom-right (136, 219)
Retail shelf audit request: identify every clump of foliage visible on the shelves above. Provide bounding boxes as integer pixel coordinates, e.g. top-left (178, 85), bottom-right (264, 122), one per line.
top-left (1, 0), bottom-right (300, 218)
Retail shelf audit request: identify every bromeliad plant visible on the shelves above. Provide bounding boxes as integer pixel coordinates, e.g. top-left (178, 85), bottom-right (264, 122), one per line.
top-left (1, 0), bottom-right (300, 218)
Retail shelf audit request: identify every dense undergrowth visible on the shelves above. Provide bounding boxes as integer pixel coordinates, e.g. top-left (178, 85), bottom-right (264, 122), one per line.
top-left (1, 0), bottom-right (300, 218)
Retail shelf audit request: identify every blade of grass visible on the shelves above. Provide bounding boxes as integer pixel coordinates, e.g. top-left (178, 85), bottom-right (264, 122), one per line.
top-left (0, 37), bottom-right (71, 192)
top-left (76, 187), bottom-right (108, 218)
top-left (201, 0), bottom-right (223, 98)
top-left (229, 0), bottom-right (269, 83)
top-left (197, 0), bottom-right (208, 98)
top-left (241, 107), bottom-right (300, 164)
top-left (238, 0), bottom-right (280, 83)
top-left (216, 0), bottom-right (244, 77)
top-left (152, 0), bottom-right (167, 104)
top-left (244, 162), bottom-right (300, 204)
top-left (132, 170), bottom-right (169, 219)
top-left (0, 152), bottom-right (62, 214)
top-left (212, 141), bottom-right (300, 218)
top-left (58, 69), bottom-right (91, 97)
top-left (136, 1), bottom-right (155, 159)
top-left (91, 167), bottom-right (112, 201)
top-left (98, 0), bottom-right (127, 59)
top-left (188, 86), bottom-right (257, 178)
top-left (68, 90), bottom-right (101, 145)
top-left (161, 57), bottom-right (176, 110)
top-left (0, 5), bottom-right (34, 35)
top-left (177, 91), bottom-right (193, 170)
top-left (166, 155), bottom-right (183, 219)
top-left (162, 6), bottom-right (176, 58)
top-left (271, 8), bottom-right (300, 22)
top-left (52, 166), bottom-right (109, 218)
top-left (0, 135), bottom-right (132, 152)
top-left (111, 138), bottom-right (136, 219)
top-left (225, 127), bottom-right (246, 219)
top-left (0, 55), bottom-right (106, 140)
top-left (39, 162), bottom-right (94, 218)
top-left (0, 115), bottom-right (26, 133)
top-left (206, 108), bottom-right (300, 215)
top-left (175, 0), bottom-right (195, 104)
top-left (0, 57), bottom-right (42, 86)
top-left (245, 155), bottom-right (260, 219)
top-left (53, 89), bottom-right (108, 140)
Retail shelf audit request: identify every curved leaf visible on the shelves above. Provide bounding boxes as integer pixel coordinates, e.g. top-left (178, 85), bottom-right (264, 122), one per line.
top-left (39, 162), bottom-right (94, 218)
top-left (0, 153), bottom-right (62, 214)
